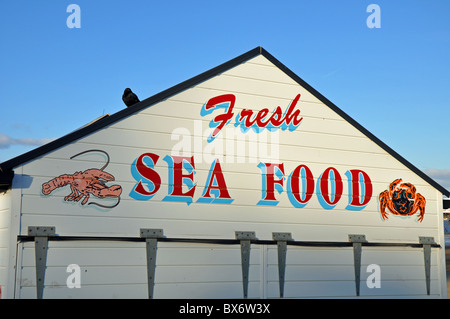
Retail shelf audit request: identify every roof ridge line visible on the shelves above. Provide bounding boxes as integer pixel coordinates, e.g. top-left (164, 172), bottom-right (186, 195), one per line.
top-left (0, 46), bottom-right (448, 197)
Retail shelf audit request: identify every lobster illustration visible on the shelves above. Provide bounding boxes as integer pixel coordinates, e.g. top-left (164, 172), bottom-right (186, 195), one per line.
top-left (42, 149), bottom-right (122, 208)
top-left (378, 178), bottom-right (426, 222)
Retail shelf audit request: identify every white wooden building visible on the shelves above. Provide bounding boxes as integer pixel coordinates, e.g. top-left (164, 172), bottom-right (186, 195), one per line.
top-left (0, 47), bottom-right (448, 299)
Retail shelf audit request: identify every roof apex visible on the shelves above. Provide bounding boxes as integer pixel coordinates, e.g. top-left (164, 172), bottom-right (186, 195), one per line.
top-left (0, 47), bottom-right (448, 196)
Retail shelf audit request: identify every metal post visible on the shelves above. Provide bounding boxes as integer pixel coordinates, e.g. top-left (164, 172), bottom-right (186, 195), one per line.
top-left (419, 236), bottom-right (434, 296)
top-left (28, 226), bottom-right (55, 299)
top-left (140, 228), bottom-right (164, 299)
top-left (349, 234), bottom-right (366, 297)
top-left (272, 232), bottom-right (292, 298)
top-left (235, 231), bottom-right (256, 299)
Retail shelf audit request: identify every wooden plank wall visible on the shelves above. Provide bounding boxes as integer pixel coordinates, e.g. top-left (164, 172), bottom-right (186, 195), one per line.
top-left (0, 191), bottom-right (11, 298)
top-left (13, 55), bottom-right (445, 298)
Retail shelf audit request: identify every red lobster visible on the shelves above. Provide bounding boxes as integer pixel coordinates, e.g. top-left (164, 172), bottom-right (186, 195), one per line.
top-left (42, 150), bottom-right (122, 208)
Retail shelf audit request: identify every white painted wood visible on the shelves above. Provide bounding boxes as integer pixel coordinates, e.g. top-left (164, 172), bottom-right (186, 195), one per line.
top-left (437, 192), bottom-right (447, 298)
top-left (16, 240), bottom-right (441, 298)
top-left (8, 54), bottom-right (446, 298)
top-left (0, 190), bottom-right (11, 299)
top-left (18, 241), bottom-right (262, 298)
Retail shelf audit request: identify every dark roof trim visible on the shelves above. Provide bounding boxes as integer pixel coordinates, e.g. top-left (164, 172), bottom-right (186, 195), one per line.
top-left (444, 199), bottom-right (450, 210)
top-left (0, 169), bottom-right (14, 191)
top-left (260, 49), bottom-right (450, 197)
top-left (0, 47), bottom-right (448, 197)
top-left (0, 47), bottom-right (261, 174)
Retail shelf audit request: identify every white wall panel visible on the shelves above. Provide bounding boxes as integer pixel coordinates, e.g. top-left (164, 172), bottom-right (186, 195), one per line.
top-left (0, 191), bottom-right (11, 299)
top-left (16, 240), bottom-right (440, 299)
top-left (18, 241), bottom-right (262, 299)
top-left (12, 54), bottom-right (446, 298)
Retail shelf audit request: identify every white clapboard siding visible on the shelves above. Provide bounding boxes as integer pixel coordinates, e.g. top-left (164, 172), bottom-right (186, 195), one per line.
top-left (0, 191), bottom-right (11, 299)
top-left (18, 241), bottom-right (261, 299)
top-left (9, 52), bottom-right (445, 299)
top-left (266, 245), bottom-right (441, 298)
top-left (16, 241), bottom-right (440, 299)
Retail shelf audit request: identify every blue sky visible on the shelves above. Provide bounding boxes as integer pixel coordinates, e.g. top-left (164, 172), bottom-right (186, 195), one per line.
top-left (0, 1), bottom-right (449, 192)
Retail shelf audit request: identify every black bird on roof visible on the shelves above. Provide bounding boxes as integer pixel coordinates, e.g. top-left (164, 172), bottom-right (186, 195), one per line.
top-left (122, 88), bottom-right (140, 107)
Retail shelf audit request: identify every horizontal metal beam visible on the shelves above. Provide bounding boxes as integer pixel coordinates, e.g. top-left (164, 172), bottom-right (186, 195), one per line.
top-left (17, 235), bottom-right (441, 249)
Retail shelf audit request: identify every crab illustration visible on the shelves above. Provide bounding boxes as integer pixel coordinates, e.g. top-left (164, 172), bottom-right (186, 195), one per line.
top-left (378, 178), bottom-right (426, 222)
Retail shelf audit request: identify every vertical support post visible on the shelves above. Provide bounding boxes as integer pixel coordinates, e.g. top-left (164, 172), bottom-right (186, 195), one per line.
top-left (235, 231), bottom-right (256, 299)
top-left (272, 232), bottom-right (292, 298)
top-left (28, 226), bottom-right (55, 299)
top-left (349, 234), bottom-right (366, 297)
top-left (419, 236), bottom-right (434, 296)
top-left (140, 228), bottom-right (164, 299)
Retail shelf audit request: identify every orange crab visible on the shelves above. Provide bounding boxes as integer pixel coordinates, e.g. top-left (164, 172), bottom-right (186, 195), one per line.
top-left (379, 178), bottom-right (426, 222)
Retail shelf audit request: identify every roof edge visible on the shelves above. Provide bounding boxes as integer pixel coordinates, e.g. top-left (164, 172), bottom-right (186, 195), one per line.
top-left (0, 47), bottom-right (263, 172)
top-left (0, 46), bottom-right (448, 197)
top-left (259, 49), bottom-right (449, 197)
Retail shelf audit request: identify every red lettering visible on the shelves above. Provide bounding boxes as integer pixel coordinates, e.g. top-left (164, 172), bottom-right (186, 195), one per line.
top-left (135, 153), bottom-right (161, 196)
top-left (205, 94), bottom-right (235, 140)
top-left (283, 94), bottom-right (303, 127)
top-left (289, 165), bottom-right (314, 204)
top-left (130, 153), bottom-right (161, 200)
top-left (130, 152), bottom-right (374, 211)
top-left (201, 159), bottom-right (232, 199)
top-left (239, 109), bottom-right (256, 127)
top-left (319, 167), bottom-right (343, 206)
top-left (347, 169), bottom-right (373, 207)
top-left (255, 108), bottom-right (270, 127)
top-left (202, 94), bottom-right (303, 137)
top-left (168, 156), bottom-right (196, 198)
top-left (260, 163), bottom-right (285, 202)
top-left (268, 107), bottom-right (284, 127)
